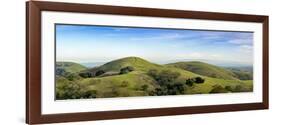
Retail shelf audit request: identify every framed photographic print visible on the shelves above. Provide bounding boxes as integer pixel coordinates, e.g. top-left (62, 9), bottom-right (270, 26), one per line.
top-left (26, 1), bottom-right (269, 124)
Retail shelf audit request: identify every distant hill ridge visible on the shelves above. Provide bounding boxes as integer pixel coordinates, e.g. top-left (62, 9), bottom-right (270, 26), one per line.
top-left (56, 62), bottom-right (87, 73)
top-left (56, 57), bottom-right (253, 99)
top-left (56, 57), bottom-right (252, 80)
top-left (166, 61), bottom-right (239, 80)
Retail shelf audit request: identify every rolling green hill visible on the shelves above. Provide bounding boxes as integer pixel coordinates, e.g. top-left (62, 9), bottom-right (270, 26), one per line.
top-left (90, 57), bottom-right (162, 72)
top-left (166, 61), bottom-right (238, 80)
top-left (56, 57), bottom-right (253, 100)
top-left (56, 62), bottom-right (87, 73)
top-left (226, 67), bottom-right (253, 80)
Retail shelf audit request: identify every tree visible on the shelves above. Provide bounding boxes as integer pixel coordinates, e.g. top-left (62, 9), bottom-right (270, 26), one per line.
top-left (152, 82), bottom-right (185, 96)
top-left (148, 69), bottom-right (187, 96)
top-left (79, 72), bottom-right (92, 78)
top-left (126, 66), bottom-right (135, 72)
top-left (56, 81), bottom-right (83, 99)
top-left (95, 70), bottom-right (105, 76)
top-left (194, 77), bottom-right (205, 83)
top-left (56, 68), bottom-right (65, 76)
top-left (173, 83), bottom-right (185, 94)
top-left (153, 70), bottom-right (180, 86)
top-left (185, 77), bottom-right (205, 86)
top-left (120, 66), bottom-right (135, 74)
top-left (186, 78), bottom-right (195, 86)
top-left (64, 72), bottom-right (75, 81)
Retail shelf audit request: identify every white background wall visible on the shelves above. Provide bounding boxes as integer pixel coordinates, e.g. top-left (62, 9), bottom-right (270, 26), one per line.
top-left (0, 0), bottom-right (279, 124)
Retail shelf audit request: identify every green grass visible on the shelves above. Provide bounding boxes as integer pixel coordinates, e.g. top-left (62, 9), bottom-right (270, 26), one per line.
top-left (56, 57), bottom-right (253, 99)
top-left (166, 61), bottom-right (240, 80)
top-left (78, 71), bottom-right (158, 97)
top-left (92, 57), bottom-right (162, 72)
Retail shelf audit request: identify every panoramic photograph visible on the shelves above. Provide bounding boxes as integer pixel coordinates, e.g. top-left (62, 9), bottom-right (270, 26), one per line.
top-left (55, 24), bottom-right (254, 100)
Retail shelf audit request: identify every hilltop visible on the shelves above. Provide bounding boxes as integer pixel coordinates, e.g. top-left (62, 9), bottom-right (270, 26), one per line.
top-left (85, 57), bottom-right (162, 75)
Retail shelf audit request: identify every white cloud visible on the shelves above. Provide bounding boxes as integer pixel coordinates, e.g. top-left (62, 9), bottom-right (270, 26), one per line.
top-left (228, 39), bottom-right (252, 45)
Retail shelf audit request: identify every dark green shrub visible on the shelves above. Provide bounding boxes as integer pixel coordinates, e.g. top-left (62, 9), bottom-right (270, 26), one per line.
top-left (148, 69), bottom-right (186, 96)
top-left (95, 70), bottom-right (105, 76)
top-left (79, 72), bottom-right (92, 78)
top-left (56, 81), bottom-right (82, 99)
top-left (120, 66), bottom-right (135, 74)
top-left (174, 83), bottom-right (185, 94)
top-left (152, 82), bottom-right (185, 96)
top-left (126, 66), bottom-right (135, 72)
top-left (185, 77), bottom-right (205, 86)
top-left (167, 83), bottom-right (185, 95)
top-left (194, 77), bottom-right (205, 83)
top-left (154, 87), bottom-right (168, 96)
top-left (153, 70), bottom-right (180, 86)
top-left (186, 78), bottom-right (195, 86)
top-left (63, 72), bottom-right (81, 81)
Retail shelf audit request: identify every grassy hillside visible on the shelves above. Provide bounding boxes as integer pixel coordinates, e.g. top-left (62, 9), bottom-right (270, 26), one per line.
top-left (56, 57), bottom-right (253, 100)
top-left (56, 62), bottom-right (87, 73)
top-left (91, 57), bottom-right (161, 72)
top-left (166, 61), bottom-right (238, 80)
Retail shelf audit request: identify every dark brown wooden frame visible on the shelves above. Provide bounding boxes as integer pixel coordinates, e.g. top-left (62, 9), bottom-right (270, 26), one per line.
top-left (26, 1), bottom-right (269, 124)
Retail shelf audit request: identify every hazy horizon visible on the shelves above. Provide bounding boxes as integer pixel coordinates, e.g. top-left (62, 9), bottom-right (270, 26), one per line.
top-left (56, 24), bottom-right (253, 66)
top-left (59, 57), bottom-right (253, 68)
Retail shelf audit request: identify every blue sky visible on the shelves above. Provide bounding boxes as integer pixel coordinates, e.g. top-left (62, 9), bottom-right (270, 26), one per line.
top-left (56, 24), bottom-right (253, 65)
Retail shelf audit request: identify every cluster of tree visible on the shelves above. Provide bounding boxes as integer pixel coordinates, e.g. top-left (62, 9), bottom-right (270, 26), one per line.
top-left (56, 68), bottom-right (80, 81)
top-left (153, 83), bottom-right (185, 96)
top-left (79, 66), bottom-right (134, 78)
top-left (148, 69), bottom-right (180, 86)
top-left (79, 70), bottom-right (105, 78)
top-left (96, 70), bottom-right (105, 76)
top-left (79, 72), bottom-right (93, 78)
top-left (56, 68), bottom-right (65, 76)
top-left (56, 81), bottom-right (97, 99)
top-left (148, 69), bottom-right (186, 96)
top-left (119, 66), bottom-right (135, 74)
top-left (185, 77), bottom-right (205, 86)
